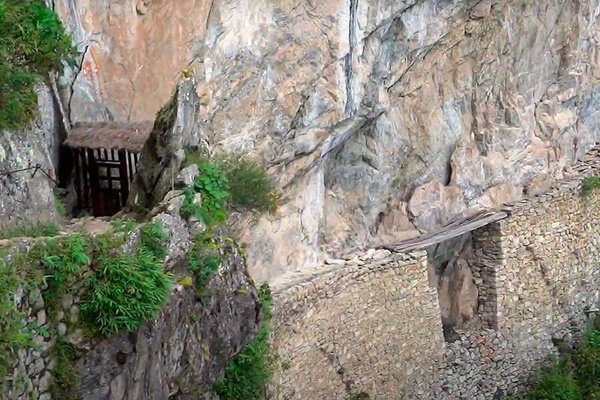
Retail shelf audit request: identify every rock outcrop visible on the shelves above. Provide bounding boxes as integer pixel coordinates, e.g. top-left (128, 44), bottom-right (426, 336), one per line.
top-left (127, 73), bottom-right (202, 211)
top-left (1, 74), bottom-right (261, 400)
top-left (0, 85), bottom-right (60, 229)
top-left (50, 0), bottom-right (600, 283)
top-left (75, 229), bottom-right (260, 400)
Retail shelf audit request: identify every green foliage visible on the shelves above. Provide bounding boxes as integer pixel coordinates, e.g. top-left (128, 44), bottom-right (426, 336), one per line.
top-left (196, 161), bottom-right (230, 225)
top-left (0, 219), bottom-right (175, 395)
top-left (581, 176), bottom-right (600, 197)
top-left (181, 152), bottom-right (279, 226)
top-left (213, 283), bottom-right (275, 400)
top-left (183, 161), bottom-right (230, 226)
top-left (526, 356), bottom-right (582, 400)
top-left (180, 186), bottom-right (202, 221)
top-left (0, 252), bottom-right (32, 384)
top-left (51, 339), bottom-right (78, 399)
top-left (110, 218), bottom-right (136, 236)
top-left (573, 329), bottom-right (600, 397)
top-left (41, 235), bottom-right (90, 308)
top-left (215, 153), bottom-right (279, 214)
top-left (0, 0), bottom-right (76, 129)
top-left (0, 234), bottom-right (88, 388)
top-left (188, 232), bottom-right (222, 293)
top-left (523, 329), bottom-right (600, 400)
top-left (55, 198), bottom-right (66, 218)
top-left (0, 222), bottom-right (59, 239)
top-left (80, 221), bottom-right (173, 336)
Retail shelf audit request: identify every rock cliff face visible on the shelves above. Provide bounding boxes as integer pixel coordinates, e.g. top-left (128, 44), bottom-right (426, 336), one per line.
top-left (50, 0), bottom-right (600, 282)
top-left (0, 85), bottom-right (60, 229)
top-left (1, 76), bottom-right (261, 400)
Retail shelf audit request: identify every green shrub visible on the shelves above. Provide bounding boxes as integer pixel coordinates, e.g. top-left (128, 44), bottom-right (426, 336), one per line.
top-left (0, 222), bottom-right (59, 240)
top-left (522, 329), bottom-right (600, 400)
top-left (0, 0), bottom-right (76, 129)
top-left (0, 252), bottom-right (32, 384)
top-left (180, 186), bottom-right (202, 221)
top-left (188, 232), bottom-right (222, 292)
top-left (51, 339), bottom-right (78, 399)
top-left (0, 234), bottom-right (88, 387)
top-left (41, 234), bottom-right (90, 308)
top-left (526, 357), bottom-right (582, 400)
top-left (574, 330), bottom-right (600, 397)
top-left (213, 283), bottom-right (275, 400)
top-left (215, 153), bottom-right (279, 214)
top-left (581, 176), bottom-right (600, 197)
top-left (180, 161), bottom-right (229, 226)
top-left (80, 221), bottom-right (173, 336)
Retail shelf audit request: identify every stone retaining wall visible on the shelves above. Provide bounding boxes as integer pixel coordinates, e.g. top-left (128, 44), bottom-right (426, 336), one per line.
top-left (268, 250), bottom-right (445, 400)
top-left (269, 173), bottom-right (600, 399)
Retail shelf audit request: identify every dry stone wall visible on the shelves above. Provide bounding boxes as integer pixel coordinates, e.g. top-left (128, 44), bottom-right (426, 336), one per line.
top-left (270, 154), bottom-right (600, 399)
top-left (268, 250), bottom-right (445, 400)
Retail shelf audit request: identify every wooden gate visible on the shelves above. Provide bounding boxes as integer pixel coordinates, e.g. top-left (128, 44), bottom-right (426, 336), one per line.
top-left (73, 148), bottom-right (139, 217)
top-left (64, 121), bottom-right (152, 217)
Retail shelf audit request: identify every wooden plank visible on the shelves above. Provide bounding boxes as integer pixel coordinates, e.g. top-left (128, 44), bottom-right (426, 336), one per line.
top-left (118, 149), bottom-right (129, 207)
top-left (382, 211), bottom-right (508, 252)
top-left (127, 151), bottom-right (135, 182)
top-left (80, 149), bottom-right (90, 209)
top-left (88, 149), bottom-right (103, 216)
top-left (73, 148), bottom-right (82, 208)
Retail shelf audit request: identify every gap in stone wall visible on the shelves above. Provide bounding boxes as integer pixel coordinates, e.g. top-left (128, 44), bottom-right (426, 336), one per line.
top-left (426, 232), bottom-right (483, 342)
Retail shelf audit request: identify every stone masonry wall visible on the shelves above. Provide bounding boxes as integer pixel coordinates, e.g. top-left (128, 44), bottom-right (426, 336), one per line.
top-left (268, 250), bottom-right (445, 400)
top-left (269, 152), bottom-right (600, 399)
top-left (469, 178), bottom-right (600, 384)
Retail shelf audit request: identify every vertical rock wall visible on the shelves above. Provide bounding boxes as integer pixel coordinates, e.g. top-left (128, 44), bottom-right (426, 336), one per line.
top-left (0, 86), bottom-right (60, 229)
top-left (48, 0), bottom-right (600, 282)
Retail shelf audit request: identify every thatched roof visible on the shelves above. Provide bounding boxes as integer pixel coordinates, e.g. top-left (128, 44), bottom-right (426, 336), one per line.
top-left (64, 121), bottom-right (154, 152)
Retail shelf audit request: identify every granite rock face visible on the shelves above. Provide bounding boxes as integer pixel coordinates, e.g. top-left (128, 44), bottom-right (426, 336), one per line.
top-left (127, 74), bottom-right (202, 211)
top-left (0, 85), bottom-right (60, 229)
top-left (51, 0), bottom-right (600, 281)
top-left (1, 184), bottom-right (261, 400)
top-left (76, 231), bottom-right (261, 400)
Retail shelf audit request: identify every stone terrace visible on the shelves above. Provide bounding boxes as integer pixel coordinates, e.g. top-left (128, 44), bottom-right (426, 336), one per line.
top-left (268, 146), bottom-right (600, 399)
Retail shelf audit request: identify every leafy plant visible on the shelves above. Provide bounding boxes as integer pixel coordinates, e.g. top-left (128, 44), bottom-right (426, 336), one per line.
top-left (581, 176), bottom-right (600, 197)
top-left (0, 252), bottom-right (32, 385)
top-left (0, 0), bottom-right (76, 129)
top-left (180, 186), bottom-right (202, 221)
top-left (215, 153), bottom-right (279, 214)
top-left (523, 329), bottom-right (600, 400)
top-left (213, 283), bottom-right (275, 400)
top-left (179, 160), bottom-right (229, 226)
top-left (80, 221), bottom-right (173, 336)
top-left (51, 339), bottom-right (78, 399)
top-left (526, 356), bottom-right (582, 400)
top-left (0, 222), bottom-right (59, 240)
top-left (188, 232), bottom-right (222, 293)
top-left (41, 235), bottom-right (90, 308)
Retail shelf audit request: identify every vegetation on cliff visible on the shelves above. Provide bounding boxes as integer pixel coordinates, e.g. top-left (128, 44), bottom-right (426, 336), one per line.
top-left (581, 176), bottom-right (600, 197)
top-left (1, 150), bottom-right (278, 396)
top-left (0, 0), bottom-right (76, 129)
top-left (516, 326), bottom-right (600, 399)
top-left (213, 282), bottom-right (275, 400)
top-left (0, 219), bottom-right (172, 392)
top-left (180, 151), bottom-right (279, 398)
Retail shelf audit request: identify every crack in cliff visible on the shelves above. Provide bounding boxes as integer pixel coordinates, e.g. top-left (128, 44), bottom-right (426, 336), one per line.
top-left (67, 44), bottom-right (90, 118)
top-left (343, 0), bottom-right (358, 117)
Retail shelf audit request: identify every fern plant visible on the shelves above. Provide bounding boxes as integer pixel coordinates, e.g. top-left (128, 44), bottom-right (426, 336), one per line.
top-left (80, 222), bottom-right (173, 336)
